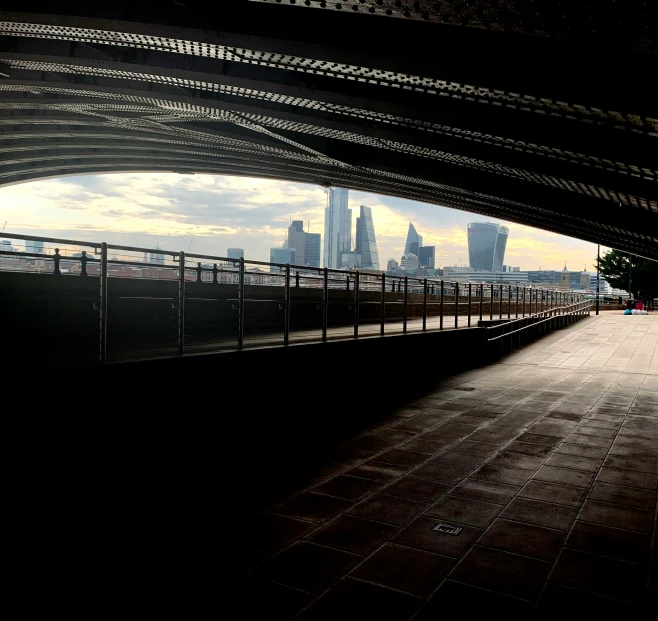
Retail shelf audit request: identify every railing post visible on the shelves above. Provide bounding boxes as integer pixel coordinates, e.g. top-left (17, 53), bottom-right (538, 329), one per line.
top-left (238, 257), bottom-right (245, 350)
top-left (381, 273), bottom-right (386, 336)
top-left (468, 283), bottom-right (472, 327)
top-left (423, 278), bottom-right (428, 332)
top-left (354, 271), bottom-right (360, 339)
top-left (99, 242), bottom-right (108, 362)
top-left (178, 250), bottom-right (186, 355)
top-left (403, 276), bottom-right (408, 334)
top-left (322, 267), bottom-right (328, 342)
top-left (455, 281), bottom-right (459, 329)
top-left (507, 285), bottom-right (511, 319)
top-left (284, 263), bottom-right (291, 346)
top-left (499, 284), bottom-right (503, 319)
top-left (515, 286), bottom-right (519, 318)
top-left (489, 284), bottom-right (493, 320)
top-left (440, 280), bottom-right (444, 330)
top-left (479, 283), bottom-right (483, 322)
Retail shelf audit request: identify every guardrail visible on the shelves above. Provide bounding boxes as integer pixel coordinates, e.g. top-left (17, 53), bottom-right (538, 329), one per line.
top-left (486, 300), bottom-right (592, 359)
top-left (0, 232), bottom-right (588, 363)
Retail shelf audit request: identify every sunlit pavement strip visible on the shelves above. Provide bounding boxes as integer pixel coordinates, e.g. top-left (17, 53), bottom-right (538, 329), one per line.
top-left (241, 313), bottom-right (657, 618)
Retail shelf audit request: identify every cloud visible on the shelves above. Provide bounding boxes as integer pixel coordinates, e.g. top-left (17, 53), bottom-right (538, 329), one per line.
top-left (0, 172), bottom-right (602, 270)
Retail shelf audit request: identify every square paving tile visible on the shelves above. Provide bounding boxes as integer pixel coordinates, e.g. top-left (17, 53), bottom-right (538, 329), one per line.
top-left (501, 497), bottom-right (578, 530)
top-left (451, 440), bottom-right (501, 457)
top-left (564, 433), bottom-right (613, 449)
top-left (565, 520), bottom-right (651, 564)
top-left (536, 583), bottom-right (643, 616)
top-left (297, 577), bottom-right (421, 621)
top-left (528, 420), bottom-right (579, 437)
top-left (471, 464), bottom-right (533, 486)
top-left (450, 545), bottom-right (551, 600)
top-left (351, 543), bottom-right (455, 597)
top-left (346, 462), bottom-right (408, 483)
top-left (505, 441), bottom-right (554, 457)
top-left (479, 518), bottom-right (565, 561)
top-left (413, 462), bottom-right (473, 484)
top-left (242, 575), bottom-right (314, 621)
top-left (249, 512), bottom-right (316, 554)
top-left (551, 548), bottom-right (646, 602)
top-left (305, 515), bottom-right (398, 555)
top-left (425, 495), bottom-right (503, 528)
top-left (415, 580), bottom-right (532, 618)
top-left (603, 455), bottom-right (658, 475)
top-left (393, 515), bottom-right (482, 557)
top-left (532, 465), bottom-right (594, 488)
top-left (588, 481), bottom-right (655, 509)
top-left (544, 453), bottom-right (602, 472)
top-left (572, 425), bottom-right (618, 439)
top-left (374, 449), bottom-right (430, 468)
top-left (578, 499), bottom-right (653, 533)
top-left (431, 451), bottom-right (488, 470)
top-left (271, 492), bottom-right (353, 523)
top-left (255, 541), bottom-right (361, 594)
top-left (596, 466), bottom-right (658, 490)
top-left (347, 494), bottom-right (428, 526)
top-left (381, 476), bottom-right (452, 503)
top-left (487, 451), bottom-right (546, 471)
top-left (554, 442), bottom-right (610, 459)
top-left (449, 478), bottom-right (520, 504)
top-left (313, 475), bottom-right (383, 501)
top-left (519, 480), bottom-right (587, 507)
top-left (398, 439), bottom-right (447, 456)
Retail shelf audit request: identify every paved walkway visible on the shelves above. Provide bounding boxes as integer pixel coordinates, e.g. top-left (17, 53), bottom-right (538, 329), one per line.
top-left (242, 314), bottom-right (657, 618)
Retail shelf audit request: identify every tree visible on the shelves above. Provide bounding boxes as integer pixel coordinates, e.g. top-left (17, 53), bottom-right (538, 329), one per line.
top-left (596, 250), bottom-right (658, 300)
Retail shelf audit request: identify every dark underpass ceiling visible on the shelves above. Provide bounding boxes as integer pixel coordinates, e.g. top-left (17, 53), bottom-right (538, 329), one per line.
top-left (0, 1), bottom-right (656, 257)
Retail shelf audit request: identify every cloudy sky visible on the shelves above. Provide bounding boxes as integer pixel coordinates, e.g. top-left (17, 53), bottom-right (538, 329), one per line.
top-left (0, 172), bottom-right (603, 271)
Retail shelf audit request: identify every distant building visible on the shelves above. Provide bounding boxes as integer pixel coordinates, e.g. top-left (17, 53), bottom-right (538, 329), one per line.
top-left (404, 222), bottom-right (423, 255)
top-left (443, 267), bottom-right (528, 284)
top-left (285, 220), bottom-right (321, 267)
top-left (559, 266), bottom-right (570, 290)
top-left (387, 258), bottom-right (399, 271)
top-left (467, 222), bottom-right (509, 271)
top-left (418, 246), bottom-right (435, 269)
top-left (502, 265), bottom-right (520, 272)
top-left (226, 248), bottom-right (244, 260)
top-left (401, 253), bottom-right (419, 270)
top-left (149, 251), bottom-right (165, 265)
top-left (270, 247), bottom-right (296, 271)
top-left (305, 233), bottom-right (321, 268)
top-left (355, 205), bottom-right (380, 270)
top-left (287, 220), bottom-right (306, 267)
top-left (324, 188), bottom-right (351, 268)
top-left (26, 240), bottom-right (45, 255)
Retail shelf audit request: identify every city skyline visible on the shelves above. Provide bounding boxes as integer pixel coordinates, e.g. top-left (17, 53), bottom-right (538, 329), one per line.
top-left (0, 173), bottom-right (606, 272)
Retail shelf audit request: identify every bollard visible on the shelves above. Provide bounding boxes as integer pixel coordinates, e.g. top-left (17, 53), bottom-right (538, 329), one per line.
top-left (79, 250), bottom-right (88, 277)
top-left (53, 248), bottom-right (61, 275)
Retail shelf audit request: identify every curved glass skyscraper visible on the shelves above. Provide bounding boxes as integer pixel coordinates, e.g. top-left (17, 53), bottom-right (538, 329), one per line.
top-left (468, 222), bottom-right (509, 271)
top-left (355, 205), bottom-right (380, 270)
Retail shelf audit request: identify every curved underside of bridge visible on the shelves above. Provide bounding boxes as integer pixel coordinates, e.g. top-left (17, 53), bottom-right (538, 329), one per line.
top-left (0, 2), bottom-right (656, 257)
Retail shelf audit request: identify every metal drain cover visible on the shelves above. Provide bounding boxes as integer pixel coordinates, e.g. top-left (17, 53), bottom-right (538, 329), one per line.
top-left (432, 523), bottom-right (463, 536)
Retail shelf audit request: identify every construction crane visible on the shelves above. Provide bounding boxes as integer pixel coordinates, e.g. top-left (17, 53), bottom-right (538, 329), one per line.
top-left (1, 221), bottom-right (6, 232)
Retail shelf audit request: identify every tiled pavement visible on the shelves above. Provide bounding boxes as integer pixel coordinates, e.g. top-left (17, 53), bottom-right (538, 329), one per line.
top-left (242, 315), bottom-right (657, 618)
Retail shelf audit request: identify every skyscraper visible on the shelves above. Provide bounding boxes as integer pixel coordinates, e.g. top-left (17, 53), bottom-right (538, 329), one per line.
top-left (227, 248), bottom-right (244, 260)
top-left (467, 222), bottom-right (509, 271)
top-left (270, 247), bottom-right (296, 271)
top-left (493, 226), bottom-right (509, 272)
top-left (418, 246), bottom-right (435, 269)
top-left (305, 233), bottom-right (321, 268)
top-left (287, 220), bottom-right (306, 267)
top-left (354, 205), bottom-right (380, 270)
top-left (324, 188), bottom-right (352, 269)
top-left (404, 222), bottom-right (423, 256)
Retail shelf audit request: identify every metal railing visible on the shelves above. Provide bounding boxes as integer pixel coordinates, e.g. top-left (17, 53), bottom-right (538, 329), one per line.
top-left (486, 300), bottom-right (592, 358)
top-left (0, 232), bottom-right (589, 363)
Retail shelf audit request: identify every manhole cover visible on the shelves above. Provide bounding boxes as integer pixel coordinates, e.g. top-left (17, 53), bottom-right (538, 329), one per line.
top-left (432, 523), bottom-right (463, 536)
